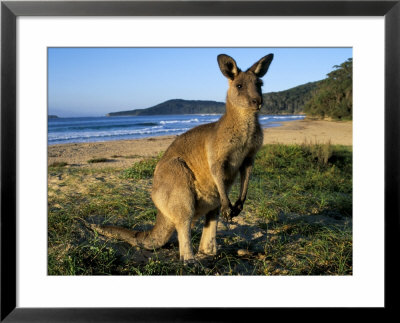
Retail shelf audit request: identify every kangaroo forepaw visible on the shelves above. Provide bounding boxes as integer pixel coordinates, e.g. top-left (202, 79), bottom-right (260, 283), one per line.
top-left (221, 203), bottom-right (235, 222)
top-left (221, 200), bottom-right (243, 222)
top-left (230, 201), bottom-right (243, 219)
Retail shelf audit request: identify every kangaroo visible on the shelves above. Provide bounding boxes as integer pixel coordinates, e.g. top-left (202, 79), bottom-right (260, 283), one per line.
top-left (92, 54), bottom-right (274, 262)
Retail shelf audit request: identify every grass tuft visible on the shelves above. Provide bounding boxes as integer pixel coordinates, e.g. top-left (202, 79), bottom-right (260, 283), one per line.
top-left (121, 153), bottom-right (163, 180)
top-left (87, 157), bottom-right (110, 164)
top-left (49, 161), bottom-right (68, 168)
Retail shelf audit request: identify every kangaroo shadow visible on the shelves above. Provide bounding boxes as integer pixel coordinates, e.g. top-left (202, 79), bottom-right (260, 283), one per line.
top-left (73, 208), bottom-right (352, 275)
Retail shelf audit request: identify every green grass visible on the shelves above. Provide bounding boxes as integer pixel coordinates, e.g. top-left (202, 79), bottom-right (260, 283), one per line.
top-left (248, 144), bottom-right (352, 221)
top-left (48, 233), bottom-right (121, 275)
top-left (48, 144), bottom-right (352, 275)
top-left (121, 153), bottom-right (163, 179)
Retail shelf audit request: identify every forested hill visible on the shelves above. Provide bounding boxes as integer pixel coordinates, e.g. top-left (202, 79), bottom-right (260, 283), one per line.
top-left (107, 81), bottom-right (321, 116)
top-left (260, 81), bottom-right (320, 114)
top-left (304, 58), bottom-right (352, 120)
top-left (106, 99), bottom-right (226, 116)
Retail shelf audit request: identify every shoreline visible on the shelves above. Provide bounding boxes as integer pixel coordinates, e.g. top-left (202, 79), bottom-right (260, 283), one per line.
top-left (48, 119), bottom-right (352, 169)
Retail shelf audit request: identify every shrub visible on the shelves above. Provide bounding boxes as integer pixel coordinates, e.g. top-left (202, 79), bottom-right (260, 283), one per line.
top-left (49, 161), bottom-right (68, 168)
top-left (87, 157), bottom-right (109, 164)
top-left (121, 157), bottom-right (160, 180)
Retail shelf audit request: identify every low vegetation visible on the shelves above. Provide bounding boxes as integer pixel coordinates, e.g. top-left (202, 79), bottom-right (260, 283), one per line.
top-left (49, 161), bottom-right (68, 168)
top-left (87, 157), bottom-right (110, 164)
top-left (121, 153), bottom-right (163, 180)
top-left (48, 143), bottom-right (352, 275)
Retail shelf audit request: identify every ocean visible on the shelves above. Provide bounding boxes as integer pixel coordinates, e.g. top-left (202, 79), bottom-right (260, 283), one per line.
top-left (48, 114), bottom-right (305, 145)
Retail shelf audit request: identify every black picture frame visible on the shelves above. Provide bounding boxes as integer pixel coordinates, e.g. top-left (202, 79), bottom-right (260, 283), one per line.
top-left (1, 1), bottom-right (399, 321)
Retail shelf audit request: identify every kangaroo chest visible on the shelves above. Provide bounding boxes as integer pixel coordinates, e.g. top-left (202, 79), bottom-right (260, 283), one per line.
top-left (222, 121), bottom-right (262, 175)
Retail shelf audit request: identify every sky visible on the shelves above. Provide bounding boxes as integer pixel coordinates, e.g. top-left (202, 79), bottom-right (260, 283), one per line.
top-left (48, 47), bottom-right (352, 117)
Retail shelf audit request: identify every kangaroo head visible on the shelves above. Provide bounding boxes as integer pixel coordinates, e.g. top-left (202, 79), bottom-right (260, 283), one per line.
top-left (218, 54), bottom-right (273, 111)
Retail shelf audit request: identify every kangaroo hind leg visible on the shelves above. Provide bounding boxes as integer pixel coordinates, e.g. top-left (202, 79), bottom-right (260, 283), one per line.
top-left (198, 208), bottom-right (219, 256)
top-left (152, 157), bottom-right (196, 262)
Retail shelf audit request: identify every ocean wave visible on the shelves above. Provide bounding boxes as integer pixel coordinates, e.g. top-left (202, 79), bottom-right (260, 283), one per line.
top-left (48, 114), bottom-right (303, 145)
top-left (49, 122), bottom-right (159, 132)
top-left (48, 127), bottom-right (190, 142)
top-left (160, 118), bottom-right (199, 124)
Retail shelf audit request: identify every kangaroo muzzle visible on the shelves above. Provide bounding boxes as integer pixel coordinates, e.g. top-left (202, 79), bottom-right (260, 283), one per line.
top-left (251, 97), bottom-right (262, 110)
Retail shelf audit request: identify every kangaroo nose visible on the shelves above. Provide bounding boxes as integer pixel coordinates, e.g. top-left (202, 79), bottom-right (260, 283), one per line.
top-left (252, 97), bottom-right (262, 106)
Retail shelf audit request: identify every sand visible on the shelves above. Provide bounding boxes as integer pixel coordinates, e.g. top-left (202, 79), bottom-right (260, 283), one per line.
top-left (48, 119), bottom-right (352, 169)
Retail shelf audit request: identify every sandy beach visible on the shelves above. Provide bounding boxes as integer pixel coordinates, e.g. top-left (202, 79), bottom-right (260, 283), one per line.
top-left (48, 119), bottom-right (352, 169)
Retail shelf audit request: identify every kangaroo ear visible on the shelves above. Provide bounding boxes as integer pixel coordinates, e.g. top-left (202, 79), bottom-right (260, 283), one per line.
top-left (217, 54), bottom-right (239, 80)
top-left (248, 54), bottom-right (274, 77)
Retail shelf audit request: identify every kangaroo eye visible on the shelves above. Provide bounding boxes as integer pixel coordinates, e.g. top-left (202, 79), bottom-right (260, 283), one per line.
top-left (236, 84), bottom-right (242, 89)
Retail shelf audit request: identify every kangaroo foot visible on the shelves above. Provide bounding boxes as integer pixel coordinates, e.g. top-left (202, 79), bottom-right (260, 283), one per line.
top-left (197, 244), bottom-right (217, 257)
top-left (182, 257), bottom-right (197, 266)
top-left (180, 252), bottom-right (195, 264)
top-left (195, 252), bottom-right (215, 264)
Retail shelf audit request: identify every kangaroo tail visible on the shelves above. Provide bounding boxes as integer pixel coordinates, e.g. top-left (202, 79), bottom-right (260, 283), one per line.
top-left (90, 211), bottom-right (175, 250)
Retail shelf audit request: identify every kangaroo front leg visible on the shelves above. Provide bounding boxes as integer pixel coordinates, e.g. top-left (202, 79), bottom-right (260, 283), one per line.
top-left (210, 163), bottom-right (233, 221)
top-left (232, 157), bottom-right (254, 218)
top-left (198, 209), bottom-right (219, 256)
